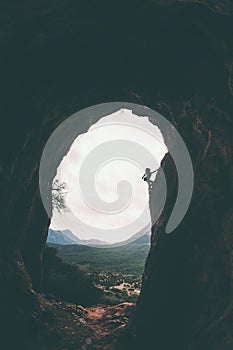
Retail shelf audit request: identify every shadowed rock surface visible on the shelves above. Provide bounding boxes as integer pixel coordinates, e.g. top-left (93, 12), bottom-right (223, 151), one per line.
top-left (31, 295), bottom-right (134, 350)
top-left (0, 1), bottom-right (232, 349)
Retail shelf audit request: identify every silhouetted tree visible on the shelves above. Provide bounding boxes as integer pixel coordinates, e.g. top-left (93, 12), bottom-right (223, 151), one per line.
top-left (51, 179), bottom-right (69, 213)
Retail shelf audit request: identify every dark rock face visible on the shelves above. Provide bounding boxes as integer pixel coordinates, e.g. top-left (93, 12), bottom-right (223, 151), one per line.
top-left (132, 104), bottom-right (233, 350)
top-left (0, 1), bottom-right (232, 349)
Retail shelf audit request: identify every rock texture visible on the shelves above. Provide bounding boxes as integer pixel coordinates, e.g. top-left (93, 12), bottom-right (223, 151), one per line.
top-left (0, 1), bottom-right (232, 349)
top-left (32, 295), bottom-right (134, 350)
top-left (130, 102), bottom-right (233, 350)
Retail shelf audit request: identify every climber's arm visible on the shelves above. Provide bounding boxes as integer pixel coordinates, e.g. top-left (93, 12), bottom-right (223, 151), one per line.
top-left (151, 167), bottom-right (160, 174)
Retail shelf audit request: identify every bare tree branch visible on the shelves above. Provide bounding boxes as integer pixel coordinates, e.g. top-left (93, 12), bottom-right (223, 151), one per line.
top-left (51, 179), bottom-right (69, 213)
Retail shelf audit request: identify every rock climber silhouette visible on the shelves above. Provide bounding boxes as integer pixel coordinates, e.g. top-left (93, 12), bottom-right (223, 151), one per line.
top-left (142, 167), bottom-right (159, 191)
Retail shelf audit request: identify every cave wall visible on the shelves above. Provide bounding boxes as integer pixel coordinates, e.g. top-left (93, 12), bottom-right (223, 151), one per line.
top-left (132, 101), bottom-right (233, 350)
top-left (0, 1), bottom-right (232, 349)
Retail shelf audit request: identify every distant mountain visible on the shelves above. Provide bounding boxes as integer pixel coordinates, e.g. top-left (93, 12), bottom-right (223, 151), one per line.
top-left (130, 232), bottom-right (151, 245)
top-left (47, 229), bottom-right (77, 245)
top-left (47, 227), bottom-right (151, 247)
top-left (47, 228), bottom-right (109, 246)
top-left (99, 224), bottom-right (151, 248)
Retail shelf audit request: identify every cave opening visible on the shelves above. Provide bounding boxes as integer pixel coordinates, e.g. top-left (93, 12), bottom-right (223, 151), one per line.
top-left (41, 108), bottom-right (167, 325)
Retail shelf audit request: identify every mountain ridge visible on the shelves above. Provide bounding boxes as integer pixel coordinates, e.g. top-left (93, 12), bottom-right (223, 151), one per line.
top-left (47, 229), bottom-right (109, 246)
top-left (47, 228), bottom-right (151, 246)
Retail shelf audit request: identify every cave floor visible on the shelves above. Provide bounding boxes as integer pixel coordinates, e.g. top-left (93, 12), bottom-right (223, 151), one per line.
top-left (33, 294), bottom-right (134, 350)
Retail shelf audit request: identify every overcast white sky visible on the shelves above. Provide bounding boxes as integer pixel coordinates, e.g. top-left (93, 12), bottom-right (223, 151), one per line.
top-left (50, 109), bottom-right (167, 243)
